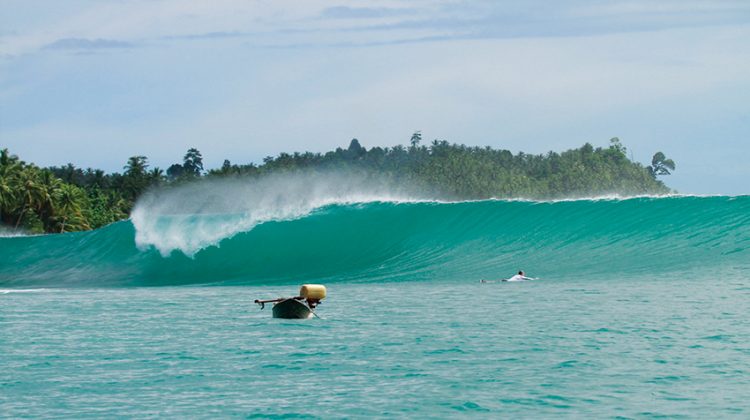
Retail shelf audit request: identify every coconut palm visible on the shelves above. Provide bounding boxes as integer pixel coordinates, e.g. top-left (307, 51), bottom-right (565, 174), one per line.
top-left (108, 192), bottom-right (129, 220)
top-left (0, 148), bottom-right (19, 168)
top-left (54, 184), bottom-right (90, 232)
top-left (0, 148), bottom-right (21, 222)
top-left (36, 170), bottom-right (64, 231)
top-left (13, 167), bottom-right (45, 228)
top-left (182, 148), bottom-right (203, 177)
top-left (149, 167), bottom-right (164, 185)
top-left (0, 173), bottom-right (15, 223)
top-left (78, 168), bottom-right (109, 189)
top-left (122, 155), bottom-right (151, 201)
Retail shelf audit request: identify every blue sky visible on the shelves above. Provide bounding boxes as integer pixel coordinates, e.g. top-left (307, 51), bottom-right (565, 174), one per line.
top-left (1, 0), bottom-right (749, 194)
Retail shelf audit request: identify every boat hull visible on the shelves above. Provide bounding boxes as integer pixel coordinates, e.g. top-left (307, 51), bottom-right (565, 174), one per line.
top-left (272, 298), bottom-right (313, 319)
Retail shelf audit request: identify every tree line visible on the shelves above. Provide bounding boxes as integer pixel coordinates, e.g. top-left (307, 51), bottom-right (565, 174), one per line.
top-left (0, 136), bottom-right (675, 233)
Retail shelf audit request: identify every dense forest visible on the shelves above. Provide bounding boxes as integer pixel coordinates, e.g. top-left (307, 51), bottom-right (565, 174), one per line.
top-left (0, 135), bottom-right (675, 234)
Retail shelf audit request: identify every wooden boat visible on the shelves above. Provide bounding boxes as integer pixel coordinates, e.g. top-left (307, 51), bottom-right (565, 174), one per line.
top-left (271, 298), bottom-right (314, 319)
top-left (255, 284), bottom-right (326, 319)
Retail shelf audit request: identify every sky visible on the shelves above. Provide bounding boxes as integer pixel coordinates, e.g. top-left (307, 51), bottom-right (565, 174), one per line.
top-left (1, 0), bottom-right (749, 195)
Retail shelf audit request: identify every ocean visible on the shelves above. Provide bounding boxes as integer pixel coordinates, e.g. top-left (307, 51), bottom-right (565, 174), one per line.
top-left (2, 195), bottom-right (749, 417)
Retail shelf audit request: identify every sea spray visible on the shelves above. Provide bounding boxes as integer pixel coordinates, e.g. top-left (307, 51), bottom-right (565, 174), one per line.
top-left (131, 170), bottom-right (425, 257)
top-left (0, 227), bottom-right (29, 238)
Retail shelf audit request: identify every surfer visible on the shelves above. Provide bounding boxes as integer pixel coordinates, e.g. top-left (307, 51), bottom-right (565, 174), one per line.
top-left (480, 270), bottom-right (536, 283)
top-left (504, 270), bottom-right (535, 282)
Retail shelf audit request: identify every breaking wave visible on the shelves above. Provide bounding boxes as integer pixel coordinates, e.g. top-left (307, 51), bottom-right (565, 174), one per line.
top-left (1, 173), bottom-right (748, 287)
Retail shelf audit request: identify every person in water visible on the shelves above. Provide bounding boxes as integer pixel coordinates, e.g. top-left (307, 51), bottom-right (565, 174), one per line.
top-left (503, 271), bottom-right (535, 282)
top-left (480, 270), bottom-right (536, 283)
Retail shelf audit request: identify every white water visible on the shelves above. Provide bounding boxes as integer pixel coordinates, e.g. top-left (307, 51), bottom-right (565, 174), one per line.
top-left (131, 170), bottom-right (424, 257)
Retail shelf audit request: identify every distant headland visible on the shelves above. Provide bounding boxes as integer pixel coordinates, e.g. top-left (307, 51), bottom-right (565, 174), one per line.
top-left (0, 135), bottom-right (675, 234)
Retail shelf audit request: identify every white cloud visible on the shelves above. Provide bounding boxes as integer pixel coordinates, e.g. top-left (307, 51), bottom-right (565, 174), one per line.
top-left (1, 1), bottom-right (749, 194)
top-left (3, 0), bottom-right (748, 56)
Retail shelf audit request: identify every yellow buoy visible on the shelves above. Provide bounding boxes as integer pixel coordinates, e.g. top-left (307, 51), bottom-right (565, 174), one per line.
top-left (300, 284), bottom-right (326, 300)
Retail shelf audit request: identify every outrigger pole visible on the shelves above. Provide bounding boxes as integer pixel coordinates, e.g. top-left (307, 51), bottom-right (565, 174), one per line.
top-left (254, 296), bottom-right (304, 310)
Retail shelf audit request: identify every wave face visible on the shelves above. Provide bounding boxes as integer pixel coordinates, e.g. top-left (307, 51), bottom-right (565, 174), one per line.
top-left (1, 195), bottom-right (748, 287)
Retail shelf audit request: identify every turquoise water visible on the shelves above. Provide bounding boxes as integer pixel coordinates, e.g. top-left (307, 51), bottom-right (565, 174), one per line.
top-left (2, 280), bottom-right (749, 417)
top-left (2, 196), bottom-right (749, 286)
top-left (2, 196), bottom-right (750, 417)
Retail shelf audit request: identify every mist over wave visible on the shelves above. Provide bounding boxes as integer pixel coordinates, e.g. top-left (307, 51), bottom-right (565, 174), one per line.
top-left (131, 170), bottom-right (424, 256)
top-left (0, 227), bottom-right (28, 238)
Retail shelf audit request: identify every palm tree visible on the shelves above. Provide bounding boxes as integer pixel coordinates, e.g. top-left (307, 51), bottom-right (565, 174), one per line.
top-left (54, 184), bottom-right (89, 233)
top-left (85, 168), bottom-right (108, 189)
top-left (183, 148), bottom-right (203, 177)
top-left (0, 173), bottom-right (15, 223)
top-left (1, 151), bottom-right (18, 222)
top-left (36, 170), bottom-right (64, 231)
top-left (149, 167), bottom-right (164, 184)
top-left (124, 156), bottom-right (149, 176)
top-left (107, 191), bottom-right (132, 221)
top-left (14, 167), bottom-right (44, 228)
top-left (0, 148), bottom-right (20, 168)
top-left (108, 192), bottom-right (129, 220)
top-left (122, 156), bottom-right (150, 201)
top-left (410, 131), bottom-right (422, 148)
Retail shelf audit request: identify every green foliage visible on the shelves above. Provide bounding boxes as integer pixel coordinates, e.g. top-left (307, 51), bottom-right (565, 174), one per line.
top-left (0, 139), bottom-right (675, 233)
top-left (648, 152), bottom-right (676, 177)
top-left (0, 148), bottom-right (158, 233)
top-left (410, 131), bottom-right (422, 148)
top-left (182, 148), bottom-right (204, 177)
top-left (166, 163), bottom-right (185, 180)
top-left (212, 139), bottom-right (673, 199)
top-left (121, 156), bottom-right (151, 203)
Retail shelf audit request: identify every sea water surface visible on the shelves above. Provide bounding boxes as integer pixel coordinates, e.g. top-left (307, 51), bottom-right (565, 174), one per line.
top-left (2, 196), bottom-right (749, 417)
top-left (2, 279), bottom-right (749, 418)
